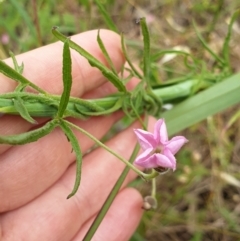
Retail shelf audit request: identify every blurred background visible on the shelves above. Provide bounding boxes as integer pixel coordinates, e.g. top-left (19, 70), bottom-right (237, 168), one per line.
top-left (1, 0), bottom-right (240, 240)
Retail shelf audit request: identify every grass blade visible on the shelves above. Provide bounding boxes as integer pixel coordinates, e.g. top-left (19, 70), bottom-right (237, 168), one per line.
top-left (193, 21), bottom-right (225, 66)
top-left (9, 0), bottom-right (36, 38)
top-left (94, 0), bottom-right (118, 32)
top-left (162, 72), bottom-right (240, 136)
top-left (222, 10), bottom-right (240, 71)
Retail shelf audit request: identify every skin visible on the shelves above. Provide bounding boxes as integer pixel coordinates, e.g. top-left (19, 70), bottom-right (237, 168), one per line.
top-left (0, 30), bottom-right (156, 241)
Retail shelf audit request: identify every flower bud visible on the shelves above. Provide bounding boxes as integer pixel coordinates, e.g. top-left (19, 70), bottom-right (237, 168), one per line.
top-left (142, 196), bottom-right (158, 210)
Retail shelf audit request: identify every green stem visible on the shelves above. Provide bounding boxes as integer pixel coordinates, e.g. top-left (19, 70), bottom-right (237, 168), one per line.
top-left (83, 143), bottom-right (140, 241)
top-left (144, 169), bottom-right (159, 179)
top-left (0, 79), bottom-right (209, 117)
top-left (64, 120), bottom-right (146, 178)
top-left (151, 177), bottom-right (156, 197)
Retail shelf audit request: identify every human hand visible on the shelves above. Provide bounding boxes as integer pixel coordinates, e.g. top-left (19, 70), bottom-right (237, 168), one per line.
top-left (0, 30), bottom-right (154, 241)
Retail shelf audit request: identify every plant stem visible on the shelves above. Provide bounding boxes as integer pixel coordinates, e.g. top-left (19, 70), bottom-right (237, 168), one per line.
top-left (0, 79), bottom-right (208, 117)
top-left (151, 177), bottom-right (156, 197)
top-left (64, 120), bottom-right (146, 178)
top-left (83, 143), bottom-right (140, 241)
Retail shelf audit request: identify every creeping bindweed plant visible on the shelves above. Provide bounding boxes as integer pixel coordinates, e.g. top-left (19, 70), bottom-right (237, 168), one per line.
top-left (0, 10), bottom-right (240, 240)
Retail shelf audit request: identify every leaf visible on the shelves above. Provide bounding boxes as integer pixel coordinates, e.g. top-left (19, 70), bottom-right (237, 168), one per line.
top-left (120, 33), bottom-right (142, 79)
top-left (94, 0), bottom-right (118, 32)
top-left (60, 120), bottom-right (82, 199)
top-left (193, 21), bottom-right (225, 66)
top-left (13, 97), bottom-right (37, 124)
top-left (162, 72), bottom-right (240, 136)
top-left (52, 27), bottom-right (127, 93)
top-left (9, 51), bottom-right (24, 74)
top-left (9, 0), bottom-right (36, 38)
top-left (57, 38), bottom-right (72, 118)
top-left (0, 59), bottom-right (46, 94)
top-left (222, 9), bottom-right (240, 71)
top-left (0, 119), bottom-right (58, 145)
top-left (140, 18), bottom-right (151, 86)
top-left (97, 30), bottom-right (117, 75)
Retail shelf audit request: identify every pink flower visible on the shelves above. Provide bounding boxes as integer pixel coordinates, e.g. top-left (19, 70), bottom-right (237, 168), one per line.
top-left (134, 119), bottom-right (188, 171)
top-left (1, 34), bottom-right (9, 45)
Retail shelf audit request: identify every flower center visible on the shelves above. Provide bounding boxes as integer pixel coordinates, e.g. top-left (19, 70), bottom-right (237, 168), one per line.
top-left (154, 166), bottom-right (169, 174)
top-left (155, 145), bottom-right (163, 153)
top-left (150, 145), bottom-right (163, 156)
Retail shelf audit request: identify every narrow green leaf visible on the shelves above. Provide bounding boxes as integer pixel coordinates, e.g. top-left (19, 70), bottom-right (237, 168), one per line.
top-left (139, 18), bottom-right (163, 115)
top-left (94, 0), bottom-right (118, 32)
top-left (9, 51), bottom-right (24, 74)
top-left (0, 59), bottom-right (46, 94)
top-left (120, 33), bottom-right (143, 79)
top-left (222, 9), bottom-right (240, 71)
top-left (0, 119), bottom-right (58, 145)
top-left (15, 84), bottom-right (28, 92)
top-left (193, 21), bottom-right (225, 66)
top-left (151, 49), bottom-right (191, 62)
top-left (60, 120), bottom-right (82, 199)
top-left (100, 70), bottom-right (127, 93)
top-left (140, 18), bottom-right (151, 87)
top-left (225, 108), bottom-right (240, 130)
top-left (13, 97), bottom-right (37, 124)
top-left (52, 27), bottom-right (127, 93)
top-left (162, 72), bottom-right (240, 136)
top-left (57, 38), bottom-right (72, 118)
top-left (9, 0), bottom-right (36, 38)
top-left (97, 30), bottom-right (118, 75)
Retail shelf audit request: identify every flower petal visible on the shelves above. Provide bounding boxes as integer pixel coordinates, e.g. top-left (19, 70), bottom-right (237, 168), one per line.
top-left (154, 153), bottom-right (175, 169)
top-left (165, 136), bottom-right (188, 155)
top-left (134, 129), bottom-right (157, 150)
top-left (162, 148), bottom-right (176, 170)
top-left (154, 119), bottom-right (168, 144)
top-left (135, 151), bottom-right (175, 170)
top-left (134, 148), bottom-right (155, 168)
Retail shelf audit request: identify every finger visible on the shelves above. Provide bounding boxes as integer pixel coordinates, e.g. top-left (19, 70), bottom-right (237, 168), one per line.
top-left (0, 29), bottom-right (124, 143)
top-left (0, 114), bottom-right (121, 212)
top-left (0, 70), bottom-right (140, 212)
top-left (0, 120), bottom-right (146, 241)
top-left (1, 30), bottom-right (124, 94)
top-left (82, 61), bottom-right (139, 99)
top-left (73, 188), bottom-right (143, 241)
